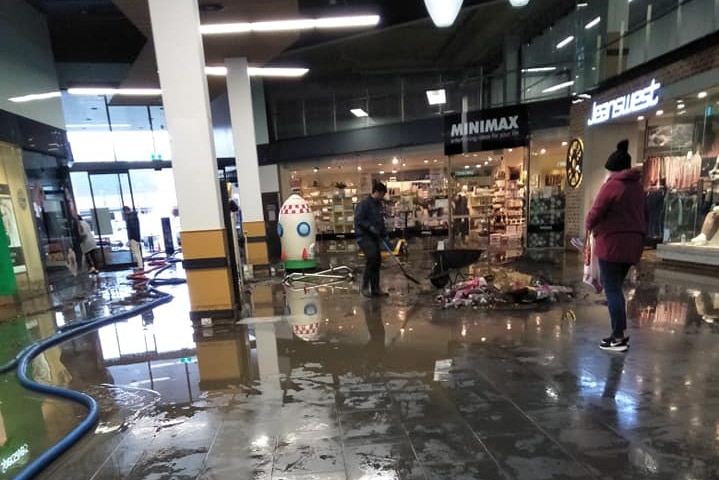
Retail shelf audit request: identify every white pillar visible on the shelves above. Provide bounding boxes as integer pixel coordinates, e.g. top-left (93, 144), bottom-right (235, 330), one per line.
top-left (225, 57), bottom-right (263, 223)
top-left (148, 0), bottom-right (223, 232)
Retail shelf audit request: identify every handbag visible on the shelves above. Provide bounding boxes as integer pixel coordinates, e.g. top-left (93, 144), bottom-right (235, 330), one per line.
top-left (582, 231), bottom-right (603, 294)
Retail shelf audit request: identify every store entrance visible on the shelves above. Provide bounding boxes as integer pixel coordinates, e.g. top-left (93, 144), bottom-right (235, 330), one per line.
top-left (87, 172), bottom-right (136, 268)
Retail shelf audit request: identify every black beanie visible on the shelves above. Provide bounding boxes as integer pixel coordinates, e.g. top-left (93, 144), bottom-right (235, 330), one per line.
top-left (605, 139), bottom-right (631, 172)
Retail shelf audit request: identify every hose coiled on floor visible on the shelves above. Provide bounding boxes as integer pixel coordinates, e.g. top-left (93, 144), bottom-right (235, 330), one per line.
top-left (10, 287), bottom-right (174, 480)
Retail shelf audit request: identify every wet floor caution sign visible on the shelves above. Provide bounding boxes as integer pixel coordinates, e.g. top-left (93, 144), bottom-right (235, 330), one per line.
top-left (0, 210), bottom-right (17, 296)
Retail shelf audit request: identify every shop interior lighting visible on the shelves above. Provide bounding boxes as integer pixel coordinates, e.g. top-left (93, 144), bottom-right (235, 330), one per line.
top-left (677, 103), bottom-right (685, 110)
top-left (423, 0), bottom-right (463, 28)
top-left (392, 157), bottom-right (399, 165)
top-left (577, 2), bottom-right (588, 6)
top-left (562, 141), bottom-right (568, 146)
top-left (578, 93), bottom-right (592, 99)
top-left (433, 159), bottom-right (438, 163)
top-left (351, 108), bottom-right (369, 117)
top-left (540, 148), bottom-right (547, 154)
top-left (543, 80), bottom-right (574, 93)
top-left (379, 170), bottom-right (385, 174)
top-left (205, 66), bottom-right (309, 77)
top-left (200, 15), bottom-right (380, 34)
top-left (9, 91), bottom-right (61, 102)
top-left (313, 167), bottom-right (319, 173)
top-left (508, 0), bottom-right (530, 7)
top-left (426, 89), bottom-right (447, 105)
top-left (391, 169), bottom-right (398, 174)
top-left (476, 164), bottom-right (481, 168)
top-left (464, 165), bottom-right (470, 169)
top-left (68, 88), bottom-right (162, 96)
top-left (656, 110), bottom-right (664, 116)
top-left (522, 66), bottom-right (557, 73)
top-left (698, 91), bottom-right (708, 99)
top-left (556, 36), bottom-right (574, 49)
top-left (585, 16), bottom-right (601, 29)
top-left (637, 115), bottom-right (645, 121)
top-left (357, 166), bottom-right (362, 171)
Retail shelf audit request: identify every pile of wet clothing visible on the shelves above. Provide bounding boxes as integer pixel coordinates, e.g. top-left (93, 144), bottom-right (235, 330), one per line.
top-left (434, 268), bottom-right (574, 309)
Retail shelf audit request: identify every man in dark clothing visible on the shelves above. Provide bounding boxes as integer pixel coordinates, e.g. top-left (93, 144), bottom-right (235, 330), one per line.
top-left (123, 206), bottom-right (142, 269)
top-left (355, 182), bottom-right (388, 298)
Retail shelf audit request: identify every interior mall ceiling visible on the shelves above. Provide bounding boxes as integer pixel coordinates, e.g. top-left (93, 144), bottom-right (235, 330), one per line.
top-left (28, 0), bottom-right (575, 105)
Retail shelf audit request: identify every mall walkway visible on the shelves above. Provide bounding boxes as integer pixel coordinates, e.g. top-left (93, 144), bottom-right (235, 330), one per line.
top-left (1, 253), bottom-right (719, 479)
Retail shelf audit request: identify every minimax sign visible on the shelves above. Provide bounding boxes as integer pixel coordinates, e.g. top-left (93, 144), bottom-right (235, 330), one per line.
top-left (444, 105), bottom-right (528, 155)
top-left (587, 79), bottom-right (661, 126)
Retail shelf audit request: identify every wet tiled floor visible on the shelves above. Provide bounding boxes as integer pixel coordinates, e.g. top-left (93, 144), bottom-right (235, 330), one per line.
top-left (1, 253), bottom-right (719, 479)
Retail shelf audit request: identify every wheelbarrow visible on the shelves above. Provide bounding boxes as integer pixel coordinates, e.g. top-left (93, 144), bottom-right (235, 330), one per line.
top-left (429, 249), bottom-right (483, 288)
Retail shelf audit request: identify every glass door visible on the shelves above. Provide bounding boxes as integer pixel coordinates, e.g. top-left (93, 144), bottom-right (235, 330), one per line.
top-left (87, 172), bottom-right (136, 268)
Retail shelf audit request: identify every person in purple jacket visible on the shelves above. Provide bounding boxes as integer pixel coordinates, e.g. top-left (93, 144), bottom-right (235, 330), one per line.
top-left (585, 139), bottom-right (647, 352)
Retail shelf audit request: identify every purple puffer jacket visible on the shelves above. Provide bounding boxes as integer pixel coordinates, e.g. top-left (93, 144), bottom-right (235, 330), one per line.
top-left (585, 168), bottom-right (646, 265)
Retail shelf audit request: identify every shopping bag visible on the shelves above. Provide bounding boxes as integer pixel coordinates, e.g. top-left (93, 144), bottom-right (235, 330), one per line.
top-left (582, 232), bottom-right (603, 294)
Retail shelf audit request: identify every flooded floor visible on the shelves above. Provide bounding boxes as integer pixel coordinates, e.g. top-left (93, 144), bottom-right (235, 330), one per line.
top-left (1, 253), bottom-right (719, 479)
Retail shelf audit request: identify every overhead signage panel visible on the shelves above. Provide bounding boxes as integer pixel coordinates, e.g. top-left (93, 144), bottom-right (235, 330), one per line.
top-left (444, 105), bottom-right (529, 155)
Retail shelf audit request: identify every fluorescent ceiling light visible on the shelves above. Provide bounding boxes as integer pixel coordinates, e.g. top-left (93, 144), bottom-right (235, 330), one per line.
top-left (200, 15), bottom-right (380, 34)
top-left (522, 66), bottom-right (557, 73)
top-left (68, 88), bottom-right (162, 96)
top-left (9, 91), bottom-right (61, 103)
top-left (508, 0), bottom-right (530, 6)
top-left (205, 66), bottom-right (309, 77)
top-left (65, 123), bottom-right (131, 128)
top-left (698, 91), bottom-right (708, 99)
top-left (423, 0), bottom-right (463, 28)
top-left (426, 89), bottom-right (447, 105)
top-left (350, 108), bottom-right (368, 117)
top-left (577, 2), bottom-right (588, 6)
top-left (543, 80), bottom-right (574, 93)
top-left (556, 36), bottom-right (574, 49)
top-left (585, 16), bottom-right (601, 29)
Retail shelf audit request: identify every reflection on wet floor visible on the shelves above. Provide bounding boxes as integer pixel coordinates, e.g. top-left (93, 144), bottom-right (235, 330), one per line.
top-left (1, 258), bottom-right (719, 478)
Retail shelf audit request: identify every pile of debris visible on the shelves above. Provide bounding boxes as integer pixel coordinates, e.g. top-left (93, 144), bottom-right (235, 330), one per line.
top-left (434, 268), bottom-right (574, 309)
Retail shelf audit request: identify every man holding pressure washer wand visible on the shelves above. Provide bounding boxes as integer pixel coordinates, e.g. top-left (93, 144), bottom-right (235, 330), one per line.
top-left (355, 182), bottom-right (389, 298)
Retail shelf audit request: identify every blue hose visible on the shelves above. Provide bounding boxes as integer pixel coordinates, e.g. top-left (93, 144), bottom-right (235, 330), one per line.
top-left (10, 287), bottom-right (174, 480)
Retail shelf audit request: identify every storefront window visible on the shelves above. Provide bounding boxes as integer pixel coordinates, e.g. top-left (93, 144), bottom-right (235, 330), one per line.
top-left (278, 145), bottom-right (448, 252)
top-left (448, 148), bottom-right (527, 261)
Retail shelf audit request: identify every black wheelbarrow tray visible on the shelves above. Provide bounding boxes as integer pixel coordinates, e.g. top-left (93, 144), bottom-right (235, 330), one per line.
top-left (429, 249), bottom-right (484, 288)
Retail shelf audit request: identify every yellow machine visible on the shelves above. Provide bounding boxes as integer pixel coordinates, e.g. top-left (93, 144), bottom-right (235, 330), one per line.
top-left (358, 238), bottom-right (408, 258)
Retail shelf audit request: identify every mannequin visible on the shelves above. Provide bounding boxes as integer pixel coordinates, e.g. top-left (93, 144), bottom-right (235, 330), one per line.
top-left (690, 205), bottom-right (719, 245)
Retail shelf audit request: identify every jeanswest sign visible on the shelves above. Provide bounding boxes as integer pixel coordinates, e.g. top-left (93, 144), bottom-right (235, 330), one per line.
top-left (444, 106), bottom-right (528, 155)
top-left (587, 79), bottom-right (661, 126)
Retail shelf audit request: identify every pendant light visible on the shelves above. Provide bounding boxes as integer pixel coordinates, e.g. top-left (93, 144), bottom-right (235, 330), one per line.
top-left (423, 0), bottom-right (463, 28)
top-left (508, 0), bottom-right (530, 6)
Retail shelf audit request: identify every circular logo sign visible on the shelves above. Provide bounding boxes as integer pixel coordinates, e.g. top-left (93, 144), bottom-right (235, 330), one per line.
top-left (566, 138), bottom-right (584, 189)
top-left (297, 221), bottom-right (311, 237)
top-left (304, 304), bottom-right (318, 316)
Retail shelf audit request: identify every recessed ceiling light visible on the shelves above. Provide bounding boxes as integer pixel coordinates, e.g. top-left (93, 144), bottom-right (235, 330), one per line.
top-left (508, 149), bottom-right (513, 152)
top-left (9, 91), bottom-right (61, 103)
top-left (543, 81), bottom-right (574, 93)
top-left (677, 103), bottom-right (685, 110)
top-left (475, 164), bottom-right (481, 168)
top-left (540, 148), bottom-right (547, 154)
top-left (205, 66), bottom-right (309, 77)
top-left (351, 108), bottom-right (369, 117)
top-left (556, 36), bottom-right (574, 49)
top-left (327, 166), bottom-right (331, 169)
top-left (584, 16), bottom-right (601, 29)
top-left (698, 91), bottom-right (708, 99)
top-left (200, 15), bottom-right (380, 34)
top-left (561, 141), bottom-right (568, 146)
top-left (637, 115), bottom-right (645, 121)
top-left (433, 159), bottom-right (438, 163)
top-left (464, 165), bottom-right (470, 169)
top-left (313, 168), bottom-right (319, 173)
top-left (508, 0), bottom-right (530, 7)
top-left (484, 161), bottom-right (489, 165)
top-left (391, 169), bottom-right (397, 174)
top-left (377, 163), bottom-right (383, 166)
top-left (424, 160), bottom-right (429, 164)
top-left (68, 88), bottom-right (162, 96)
top-left (392, 157), bottom-right (399, 165)
top-left (522, 66), bottom-right (557, 73)
top-left (402, 163), bottom-right (406, 167)
top-left (357, 166), bottom-right (362, 171)
top-left (379, 170), bottom-right (385, 174)
top-left (656, 110), bottom-right (664, 116)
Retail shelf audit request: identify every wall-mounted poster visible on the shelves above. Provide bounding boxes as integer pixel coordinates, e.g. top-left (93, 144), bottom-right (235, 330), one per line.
top-left (0, 195), bottom-right (26, 274)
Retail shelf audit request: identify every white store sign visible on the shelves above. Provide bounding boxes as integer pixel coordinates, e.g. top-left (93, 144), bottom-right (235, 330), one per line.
top-left (587, 79), bottom-right (661, 126)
